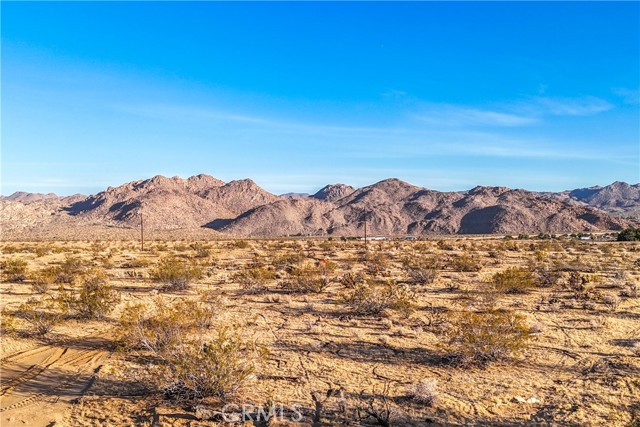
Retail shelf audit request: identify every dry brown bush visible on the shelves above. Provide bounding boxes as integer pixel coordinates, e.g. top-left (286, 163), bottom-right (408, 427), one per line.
top-left (234, 267), bottom-right (277, 294)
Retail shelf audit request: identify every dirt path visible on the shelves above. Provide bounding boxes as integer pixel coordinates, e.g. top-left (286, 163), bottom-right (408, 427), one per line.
top-left (0, 340), bottom-right (109, 426)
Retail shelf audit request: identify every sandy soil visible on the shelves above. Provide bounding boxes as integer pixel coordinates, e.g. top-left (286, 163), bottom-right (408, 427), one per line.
top-left (0, 237), bottom-right (638, 426)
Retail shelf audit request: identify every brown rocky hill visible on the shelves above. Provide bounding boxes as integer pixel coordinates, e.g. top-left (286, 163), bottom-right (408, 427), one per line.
top-left (565, 181), bottom-right (640, 219)
top-left (215, 179), bottom-right (630, 236)
top-left (1, 175), bottom-right (635, 238)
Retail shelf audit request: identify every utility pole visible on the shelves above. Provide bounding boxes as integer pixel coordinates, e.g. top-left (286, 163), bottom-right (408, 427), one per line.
top-left (363, 207), bottom-right (368, 254)
top-left (140, 203), bottom-right (144, 252)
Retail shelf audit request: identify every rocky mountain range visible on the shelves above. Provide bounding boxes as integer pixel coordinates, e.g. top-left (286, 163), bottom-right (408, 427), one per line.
top-left (1, 174), bottom-right (638, 238)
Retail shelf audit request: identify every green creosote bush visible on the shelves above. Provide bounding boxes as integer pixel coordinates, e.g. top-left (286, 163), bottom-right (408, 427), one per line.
top-left (2, 258), bottom-right (29, 282)
top-left (118, 299), bottom-right (263, 403)
top-left (450, 253), bottom-right (482, 272)
top-left (617, 227), bottom-right (640, 241)
top-left (57, 268), bottom-right (120, 319)
top-left (14, 297), bottom-right (62, 336)
top-left (492, 267), bottom-right (538, 293)
top-left (281, 263), bottom-right (330, 293)
top-left (151, 257), bottom-right (204, 290)
top-left (342, 278), bottom-right (415, 316)
top-left (445, 308), bottom-right (531, 366)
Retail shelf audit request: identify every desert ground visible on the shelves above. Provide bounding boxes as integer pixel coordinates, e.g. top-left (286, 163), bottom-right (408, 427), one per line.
top-left (1, 236), bottom-right (638, 426)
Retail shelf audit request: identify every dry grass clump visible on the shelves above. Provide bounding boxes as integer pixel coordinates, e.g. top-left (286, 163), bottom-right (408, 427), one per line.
top-left (444, 308), bottom-right (531, 366)
top-left (406, 379), bottom-right (438, 405)
top-left (151, 257), bottom-right (203, 290)
top-left (341, 279), bottom-right (415, 316)
top-left (233, 266), bottom-right (277, 294)
top-left (492, 267), bottom-right (538, 293)
top-left (1, 257), bottom-right (29, 282)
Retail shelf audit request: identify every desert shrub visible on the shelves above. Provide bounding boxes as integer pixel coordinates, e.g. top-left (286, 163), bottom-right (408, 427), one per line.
top-left (160, 327), bottom-right (266, 402)
top-left (2, 257), bottom-right (28, 282)
top-left (1, 308), bottom-right (17, 335)
top-left (621, 283), bottom-right (639, 298)
top-left (445, 308), bottom-right (531, 366)
top-left (365, 251), bottom-right (391, 275)
top-left (567, 271), bottom-right (588, 291)
top-left (57, 268), bottom-right (120, 319)
top-left (232, 240), bottom-right (250, 249)
top-left (151, 257), bottom-right (203, 290)
top-left (281, 264), bottom-right (329, 293)
top-left (119, 300), bottom-right (261, 403)
top-left (406, 379), bottom-right (438, 405)
top-left (342, 279), bottom-right (415, 316)
top-left (53, 256), bottom-right (86, 284)
top-left (339, 272), bottom-right (364, 289)
top-left (602, 294), bottom-right (621, 311)
top-left (30, 267), bottom-right (58, 294)
top-left (14, 298), bottom-right (62, 336)
top-left (618, 227), bottom-right (640, 241)
top-left (492, 267), bottom-right (538, 293)
top-left (450, 254), bottom-right (482, 272)
top-left (188, 242), bottom-right (211, 258)
top-left (234, 267), bottom-right (277, 294)
top-left (272, 252), bottom-right (305, 269)
top-left (403, 256), bottom-right (439, 285)
top-left (121, 257), bottom-right (152, 269)
top-left (532, 265), bottom-right (561, 288)
top-left (119, 299), bottom-right (214, 354)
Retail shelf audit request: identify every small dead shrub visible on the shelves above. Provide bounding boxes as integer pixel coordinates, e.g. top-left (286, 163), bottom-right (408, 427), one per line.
top-left (233, 267), bottom-right (276, 294)
top-left (403, 256), bottom-right (439, 285)
top-left (602, 294), bottom-right (621, 311)
top-left (365, 251), bottom-right (391, 275)
top-left (406, 379), bottom-right (438, 405)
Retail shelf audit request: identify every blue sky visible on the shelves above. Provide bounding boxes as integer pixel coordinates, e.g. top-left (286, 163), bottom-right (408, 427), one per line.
top-left (2, 1), bottom-right (639, 196)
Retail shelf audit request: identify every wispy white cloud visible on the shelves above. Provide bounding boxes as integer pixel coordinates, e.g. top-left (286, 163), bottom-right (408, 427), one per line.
top-left (612, 87), bottom-right (640, 105)
top-left (415, 105), bottom-right (537, 127)
top-left (527, 96), bottom-right (613, 116)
